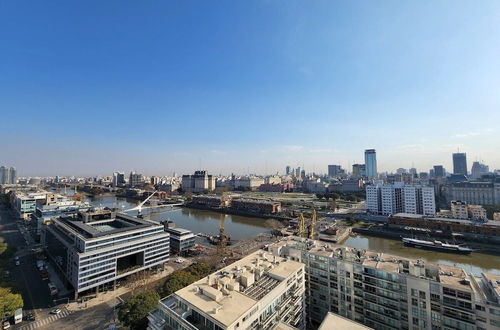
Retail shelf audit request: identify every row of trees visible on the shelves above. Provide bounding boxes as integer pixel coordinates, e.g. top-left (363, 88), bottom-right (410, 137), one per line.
top-left (118, 263), bottom-right (213, 329)
top-left (0, 241), bottom-right (24, 319)
top-left (315, 192), bottom-right (363, 202)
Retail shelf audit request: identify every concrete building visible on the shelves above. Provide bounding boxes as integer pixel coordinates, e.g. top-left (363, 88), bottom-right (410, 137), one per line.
top-left (451, 201), bottom-right (469, 219)
top-left (129, 171), bottom-right (144, 188)
top-left (453, 153), bottom-right (468, 176)
top-left (433, 165), bottom-right (445, 179)
top-left (0, 166), bottom-right (17, 184)
top-left (234, 176), bottom-right (265, 191)
top-left (148, 250), bottom-right (305, 330)
top-left (182, 171), bottom-right (216, 193)
top-left (191, 195), bottom-right (229, 208)
top-left (471, 162), bottom-right (489, 180)
top-left (10, 191), bottom-right (48, 220)
top-left (34, 196), bottom-right (92, 234)
top-left (42, 209), bottom-right (170, 298)
top-left (231, 198), bottom-right (281, 214)
top-left (468, 205), bottom-right (488, 221)
top-left (286, 166), bottom-right (291, 176)
top-left (112, 172), bottom-right (125, 187)
top-left (364, 149), bottom-right (377, 179)
top-left (328, 179), bottom-right (363, 193)
top-left (165, 227), bottom-right (196, 255)
top-left (269, 236), bottom-right (500, 330)
top-left (352, 164), bottom-right (366, 179)
top-left (494, 212), bottom-right (500, 221)
top-left (366, 183), bottom-right (435, 216)
top-left (443, 178), bottom-right (500, 205)
top-left (319, 313), bottom-right (371, 330)
top-left (328, 165), bottom-right (344, 177)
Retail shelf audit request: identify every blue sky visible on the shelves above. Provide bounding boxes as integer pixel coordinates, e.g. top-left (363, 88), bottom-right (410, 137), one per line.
top-left (1, 1), bottom-right (499, 176)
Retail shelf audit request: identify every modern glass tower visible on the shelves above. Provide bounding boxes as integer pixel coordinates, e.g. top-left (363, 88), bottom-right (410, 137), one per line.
top-left (452, 152), bottom-right (467, 175)
top-left (364, 149), bottom-right (377, 178)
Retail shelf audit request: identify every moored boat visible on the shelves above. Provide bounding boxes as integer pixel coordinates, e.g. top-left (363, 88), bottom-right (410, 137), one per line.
top-left (402, 237), bottom-right (472, 254)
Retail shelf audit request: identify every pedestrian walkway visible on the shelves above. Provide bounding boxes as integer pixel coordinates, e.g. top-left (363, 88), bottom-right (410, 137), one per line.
top-left (18, 309), bottom-right (73, 330)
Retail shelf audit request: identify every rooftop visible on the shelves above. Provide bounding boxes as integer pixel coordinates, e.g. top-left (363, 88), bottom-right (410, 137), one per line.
top-left (171, 250), bottom-right (303, 327)
top-left (319, 312), bottom-right (372, 330)
top-left (56, 211), bottom-right (158, 239)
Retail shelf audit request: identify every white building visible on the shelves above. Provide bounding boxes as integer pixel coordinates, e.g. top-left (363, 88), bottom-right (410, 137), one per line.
top-left (366, 183), bottom-right (435, 216)
top-left (182, 171), bottom-right (216, 193)
top-left (148, 250), bottom-right (305, 330)
top-left (43, 209), bottom-right (169, 298)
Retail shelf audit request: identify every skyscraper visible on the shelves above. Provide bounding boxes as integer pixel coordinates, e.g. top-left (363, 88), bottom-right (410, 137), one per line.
top-left (9, 167), bottom-right (16, 184)
top-left (364, 149), bottom-right (377, 178)
top-left (112, 172), bottom-right (125, 187)
top-left (327, 164), bottom-right (343, 177)
top-left (433, 165), bottom-right (445, 178)
top-left (453, 152), bottom-right (468, 175)
top-left (285, 165), bottom-right (291, 176)
top-left (471, 161), bottom-right (489, 179)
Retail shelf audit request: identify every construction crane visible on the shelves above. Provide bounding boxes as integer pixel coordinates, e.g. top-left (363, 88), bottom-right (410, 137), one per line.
top-left (298, 213), bottom-right (307, 238)
top-left (309, 209), bottom-right (317, 239)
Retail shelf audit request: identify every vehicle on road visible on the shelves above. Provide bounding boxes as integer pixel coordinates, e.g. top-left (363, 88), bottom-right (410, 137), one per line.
top-left (175, 258), bottom-right (185, 263)
top-left (15, 260), bottom-right (20, 266)
top-left (48, 283), bottom-right (58, 296)
top-left (2, 321), bottom-right (10, 329)
top-left (26, 313), bottom-right (35, 321)
top-left (14, 256), bottom-right (19, 261)
top-left (14, 308), bottom-right (23, 324)
top-left (50, 309), bottom-right (61, 315)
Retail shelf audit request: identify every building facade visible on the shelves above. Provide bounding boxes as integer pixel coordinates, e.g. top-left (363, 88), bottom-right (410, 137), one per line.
top-left (182, 171), bottom-right (216, 193)
top-left (366, 183), bottom-right (436, 216)
top-left (328, 165), bottom-right (344, 177)
top-left (42, 210), bottom-right (170, 298)
top-left (364, 149), bottom-right (377, 179)
top-left (165, 227), bottom-right (196, 255)
top-left (453, 153), bottom-right (468, 176)
top-left (148, 250), bottom-right (305, 330)
top-left (443, 179), bottom-right (500, 206)
top-left (269, 236), bottom-right (500, 330)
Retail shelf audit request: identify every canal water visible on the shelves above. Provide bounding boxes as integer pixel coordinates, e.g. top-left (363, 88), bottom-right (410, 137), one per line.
top-left (56, 190), bottom-right (500, 276)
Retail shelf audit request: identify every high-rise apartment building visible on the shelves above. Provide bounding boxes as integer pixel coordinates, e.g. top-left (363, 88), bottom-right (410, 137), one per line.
top-left (453, 153), bottom-right (468, 176)
top-left (112, 172), bottom-right (125, 187)
top-left (148, 250), bottom-right (305, 330)
top-left (269, 236), bottom-right (500, 330)
top-left (366, 183), bottom-right (436, 216)
top-left (129, 171), bottom-right (144, 187)
top-left (364, 149), bottom-right (377, 179)
top-left (0, 166), bottom-right (16, 184)
top-left (328, 165), bottom-right (344, 177)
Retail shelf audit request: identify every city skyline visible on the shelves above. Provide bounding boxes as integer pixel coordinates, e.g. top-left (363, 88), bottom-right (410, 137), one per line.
top-left (1, 1), bottom-right (500, 176)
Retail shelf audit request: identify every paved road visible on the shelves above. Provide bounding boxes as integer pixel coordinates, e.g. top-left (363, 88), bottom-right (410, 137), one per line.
top-left (0, 205), bottom-right (71, 328)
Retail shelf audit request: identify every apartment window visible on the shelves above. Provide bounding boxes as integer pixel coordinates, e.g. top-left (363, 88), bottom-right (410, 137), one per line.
top-left (412, 298), bottom-right (418, 307)
top-left (476, 305), bottom-right (485, 311)
top-left (411, 288), bottom-right (418, 297)
top-left (419, 291), bottom-right (426, 299)
top-left (430, 293), bottom-right (440, 301)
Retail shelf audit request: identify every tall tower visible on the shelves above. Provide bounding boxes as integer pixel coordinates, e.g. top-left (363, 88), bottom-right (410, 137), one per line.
top-left (364, 149), bottom-right (377, 179)
top-left (452, 152), bottom-right (467, 175)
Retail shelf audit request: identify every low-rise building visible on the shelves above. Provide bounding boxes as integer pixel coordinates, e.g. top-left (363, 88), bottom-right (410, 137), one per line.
top-left (191, 195), bottom-right (229, 208)
top-left (35, 197), bottom-right (92, 234)
top-left (165, 227), bottom-right (196, 255)
top-left (42, 209), bottom-right (170, 298)
top-left (230, 198), bottom-right (281, 214)
top-left (234, 176), bottom-right (265, 191)
top-left (269, 236), bottom-right (500, 330)
top-left (10, 191), bottom-right (48, 220)
top-left (148, 250), bottom-right (305, 330)
top-left (494, 212), bottom-right (500, 221)
top-left (451, 200), bottom-right (469, 219)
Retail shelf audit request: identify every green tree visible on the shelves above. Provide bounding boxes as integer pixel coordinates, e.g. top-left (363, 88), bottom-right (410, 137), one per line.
top-left (0, 287), bottom-right (23, 318)
top-left (159, 271), bottom-right (198, 297)
top-left (118, 290), bottom-right (160, 330)
top-left (315, 193), bottom-right (324, 200)
top-left (187, 263), bottom-right (212, 278)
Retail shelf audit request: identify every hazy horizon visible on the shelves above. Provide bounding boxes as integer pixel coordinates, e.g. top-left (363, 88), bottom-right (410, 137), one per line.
top-left (1, 1), bottom-right (499, 177)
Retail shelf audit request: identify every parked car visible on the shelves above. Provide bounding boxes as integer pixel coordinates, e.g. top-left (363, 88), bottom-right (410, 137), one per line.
top-left (15, 260), bottom-right (20, 266)
top-left (175, 258), bottom-right (185, 263)
top-left (50, 309), bottom-right (61, 315)
top-left (26, 313), bottom-right (35, 321)
top-left (2, 321), bottom-right (10, 329)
